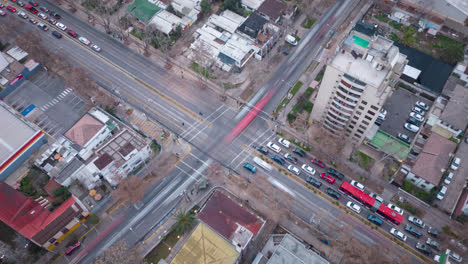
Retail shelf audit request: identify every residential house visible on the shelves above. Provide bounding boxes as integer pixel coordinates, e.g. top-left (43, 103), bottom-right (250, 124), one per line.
top-left (256, 0), bottom-right (287, 24)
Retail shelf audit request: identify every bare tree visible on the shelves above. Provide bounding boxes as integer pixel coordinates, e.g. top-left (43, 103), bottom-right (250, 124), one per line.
top-left (142, 24), bottom-right (157, 56)
top-left (95, 240), bottom-right (141, 264)
top-left (118, 15), bottom-right (132, 44)
top-left (112, 176), bottom-right (146, 203)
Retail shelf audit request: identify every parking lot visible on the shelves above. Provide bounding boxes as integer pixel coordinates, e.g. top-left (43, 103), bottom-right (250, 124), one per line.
top-left (4, 71), bottom-right (87, 138)
top-left (379, 88), bottom-right (432, 141)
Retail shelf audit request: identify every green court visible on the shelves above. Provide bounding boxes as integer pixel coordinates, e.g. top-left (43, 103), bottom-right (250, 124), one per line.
top-left (128, 0), bottom-right (161, 22)
top-left (353, 35), bottom-right (370, 48)
top-left (370, 130), bottom-right (410, 161)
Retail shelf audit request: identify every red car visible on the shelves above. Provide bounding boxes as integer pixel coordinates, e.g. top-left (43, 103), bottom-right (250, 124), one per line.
top-left (65, 241), bottom-right (81, 255)
top-left (6, 6), bottom-right (16, 12)
top-left (311, 158), bottom-right (325, 168)
top-left (320, 172), bottom-right (335, 184)
top-left (67, 29), bottom-right (77, 38)
top-left (24, 4), bottom-right (37, 14)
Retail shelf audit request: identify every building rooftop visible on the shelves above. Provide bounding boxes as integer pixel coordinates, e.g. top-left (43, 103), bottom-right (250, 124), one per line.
top-left (64, 114), bottom-right (104, 147)
top-left (353, 21), bottom-right (376, 37)
top-left (208, 10), bottom-right (246, 34)
top-left (238, 13), bottom-right (268, 39)
top-left (411, 133), bottom-right (457, 185)
top-left (439, 84), bottom-right (468, 131)
top-left (267, 234), bottom-right (328, 264)
top-left (93, 153), bottom-right (113, 170)
top-left (257, 0), bottom-right (287, 21)
top-left (242, 0), bottom-right (265, 10)
top-left (406, 0), bottom-right (468, 24)
top-left (170, 222), bottom-right (239, 264)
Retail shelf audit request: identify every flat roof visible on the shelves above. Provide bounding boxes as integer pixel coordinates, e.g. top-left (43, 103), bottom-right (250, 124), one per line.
top-left (370, 130), bottom-right (411, 161)
top-left (268, 234), bottom-right (329, 264)
top-left (170, 222), bottom-right (239, 264)
top-left (242, 0), bottom-right (265, 10)
top-left (439, 84), bottom-right (468, 130)
top-left (411, 0), bottom-right (468, 23)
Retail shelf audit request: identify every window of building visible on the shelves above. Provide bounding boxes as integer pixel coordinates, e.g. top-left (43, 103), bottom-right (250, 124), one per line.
top-left (353, 115), bottom-right (359, 120)
top-left (358, 106), bottom-right (364, 110)
top-left (361, 100), bottom-right (368, 105)
top-left (421, 184), bottom-right (426, 188)
top-left (349, 125), bottom-right (354, 129)
top-left (362, 120), bottom-right (369, 125)
top-left (367, 110), bottom-right (375, 116)
top-left (359, 125), bottom-right (366, 130)
top-left (49, 238), bottom-right (57, 244)
top-left (370, 105), bottom-right (379, 111)
top-left (357, 129), bottom-right (364, 134)
top-left (350, 120), bottom-right (357, 125)
top-left (356, 111), bottom-right (362, 115)
top-left (364, 115), bottom-right (372, 120)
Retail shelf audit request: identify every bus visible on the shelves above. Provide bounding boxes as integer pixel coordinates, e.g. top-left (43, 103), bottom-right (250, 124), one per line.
top-left (253, 157), bottom-right (272, 172)
top-left (339, 181), bottom-right (403, 225)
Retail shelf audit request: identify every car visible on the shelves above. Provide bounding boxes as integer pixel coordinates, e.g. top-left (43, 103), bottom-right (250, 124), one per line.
top-left (408, 215), bottom-right (425, 228)
top-left (405, 224), bottom-right (423, 238)
top-left (0, 10), bottom-right (5, 16)
top-left (29, 18), bottom-right (37, 24)
top-left (369, 192), bottom-right (384, 203)
top-left (267, 142), bottom-right (281, 153)
top-left (397, 133), bottom-right (411, 144)
top-left (320, 172), bottom-right (335, 184)
top-left (301, 164), bottom-right (316, 175)
top-left (18, 1), bottom-right (25, 7)
top-left (444, 172), bottom-right (453, 185)
top-left (38, 12), bottom-right (47, 20)
top-left (67, 29), bottom-right (77, 38)
top-left (287, 165), bottom-right (300, 175)
top-left (416, 101), bottom-right (429, 111)
top-left (412, 106), bottom-right (425, 116)
top-left (346, 201), bottom-right (361, 213)
top-left (375, 118), bottom-right (384, 126)
top-left (311, 158), bottom-right (325, 168)
top-left (243, 162), bottom-right (256, 173)
top-left (47, 18), bottom-right (56, 25)
top-left (24, 4), bottom-right (37, 14)
top-left (65, 241), bottom-right (81, 255)
top-left (388, 203), bottom-right (404, 215)
top-left (277, 137), bottom-right (290, 148)
top-left (39, 6), bottom-right (49, 13)
top-left (306, 177), bottom-right (321, 188)
top-left (50, 11), bottom-right (60, 19)
top-left (272, 155), bottom-right (285, 165)
top-left (350, 180), bottom-right (364, 191)
top-left (0, 3), bottom-right (4, 8)
top-left (37, 23), bottom-right (48, 31)
top-left (436, 186), bottom-right (447, 200)
top-left (6, 6), bottom-right (16, 12)
top-left (55, 22), bottom-right (67, 31)
top-left (256, 146), bottom-right (268, 155)
top-left (327, 168), bottom-right (344, 180)
top-left (450, 157), bottom-right (460, 170)
top-left (378, 109), bottom-right (387, 120)
top-left (51, 30), bottom-right (62, 38)
top-left (284, 153), bottom-right (297, 164)
top-left (409, 112), bottom-right (424, 122)
top-left (427, 226), bottom-right (440, 237)
top-left (426, 238), bottom-right (440, 251)
top-left (367, 214), bottom-right (383, 226)
top-left (282, 46), bottom-right (290, 55)
top-left (17, 11), bottom-right (28, 18)
top-left (407, 116), bottom-right (421, 126)
top-left (91, 44), bottom-right (101, 52)
top-left (448, 251), bottom-right (463, 263)
top-left (404, 123), bottom-right (419, 133)
top-left (326, 188), bottom-right (340, 200)
top-left (28, 1), bottom-right (39, 6)
top-left (465, 136), bottom-right (468, 144)
top-left (293, 147), bottom-right (305, 157)
top-left (415, 242), bottom-right (432, 255)
top-left (390, 228), bottom-right (407, 241)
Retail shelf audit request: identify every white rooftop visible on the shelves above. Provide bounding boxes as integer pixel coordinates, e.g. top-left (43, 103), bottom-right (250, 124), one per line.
top-left (150, 10), bottom-right (183, 35)
top-left (6, 46), bottom-right (28, 61)
top-left (208, 10), bottom-right (246, 33)
top-left (241, 0), bottom-right (265, 10)
top-left (407, 0), bottom-right (468, 23)
top-left (0, 53), bottom-right (9, 72)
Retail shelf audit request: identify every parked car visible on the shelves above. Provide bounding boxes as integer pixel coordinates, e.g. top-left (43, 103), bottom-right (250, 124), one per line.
top-left (346, 201), bottom-right (361, 213)
top-left (311, 158), bottom-right (325, 168)
top-left (37, 23), bottom-right (48, 31)
top-left (415, 242), bottom-right (432, 255)
top-left (426, 238), bottom-right (440, 251)
top-left (6, 6), bottom-right (16, 12)
top-left (277, 137), bottom-right (290, 148)
top-left (397, 133), bottom-right (411, 144)
top-left (444, 172), bottom-right (453, 185)
top-left (267, 142), bottom-right (281, 153)
top-left (327, 168), bottom-right (344, 180)
top-left (436, 186), bottom-right (447, 200)
top-left (404, 123), bottom-right (419, 133)
top-left (272, 155), bottom-right (285, 165)
top-left (51, 30), bottom-right (62, 38)
top-left (293, 147), bottom-right (305, 157)
top-left (90, 44), bottom-right (101, 52)
top-left (287, 165), bottom-right (300, 175)
top-left (38, 12), bottom-right (47, 20)
top-left (17, 11), bottom-right (28, 18)
top-left (301, 164), bottom-right (316, 175)
top-left (65, 241), bottom-right (81, 255)
top-left (326, 188), bottom-right (340, 200)
top-left (50, 11), bottom-right (60, 19)
top-left (47, 18), bottom-right (56, 25)
top-left (450, 157), bottom-right (460, 170)
top-left (67, 29), bottom-right (77, 38)
top-left (416, 101), bottom-right (429, 111)
top-left (284, 153), bottom-right (297, 164)
top-left (29, 18), bottom-right (37, 24)
top-left (408, 215), bottom-right (425, 228)
top-left (369, 192), bottom-right (384, 203)
top-left (388, 203), bottom-right (404, 215)
top-left (78, 36), bottom-right (91, 45)
top-left (412, 106), bottom-right (425, 116)
top-left (243, 162), bottom-right (256, 173)
top-left (17, 1), bottom-right (26, 7)
top-left (410, 112), bottom-right (424, 122)
top-left (55, 22), bottom-right (67, 31)
top-left (407, 116), bottom-right (421, 126)
top-left (350, 180), bottom-right (364, 191)
top-left (405, 224), bottom-right (423, 238)
top-left (306, 177), bottom-right (321, 188)
top-left (28, 1), bottom-right (39, 6)
top-left (367, 214), bottom-right (383, 226)
top-left (320, 172), bottom-right (335, 184)
top-left (39, 6), bottom-right (49, 13)
top-left (256, 146), bottom-right (268, 155)
top-left (427, 226), bottom-right (440, 237)
top-left (378, 109), bottom-right (387, 120)
top-left (375, 118), bottom-right (384, 126)
top-left (0, 10), bottom-right (5, 16)
top-left (390, 228), bottom-right (407, 241)
top-left (448, 251), bottom-right (463, 263)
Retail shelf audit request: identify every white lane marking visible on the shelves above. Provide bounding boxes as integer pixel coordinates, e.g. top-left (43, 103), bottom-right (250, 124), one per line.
top-left (186, 108), bottom-right (230, 142)
top-left (180, 105), bottom-right (225, 138)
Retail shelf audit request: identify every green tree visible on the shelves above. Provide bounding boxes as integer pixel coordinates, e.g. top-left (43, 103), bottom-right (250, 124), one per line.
top-left (54, 186), bottom-right (71, 200)
top-left (441, 44), bottom-right (464, 65)
top-left (200, 0), bottom-right (211, 15)
top-left (172, 211), bottom-right (195, 235)
top-left (223, 0), bottom-right (241, 13)
top-left (401, 26), bottom-right (416, 46)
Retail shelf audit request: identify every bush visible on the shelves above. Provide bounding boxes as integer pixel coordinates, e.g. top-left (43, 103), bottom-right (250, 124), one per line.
top-left (87, 214), bottom-right (100, 225)
top-left (375, 14), bottom-right (388, 23)
top-left (302, 18), bottom-right (316, 29)
top-left (390, 21), bottom-right (402, 30)
top-left (287, 112), bottom-right (297, 123)
top-left (20, 176), bottom-right (36, 197)
top-left (389, 32), bottom-right (399, 42)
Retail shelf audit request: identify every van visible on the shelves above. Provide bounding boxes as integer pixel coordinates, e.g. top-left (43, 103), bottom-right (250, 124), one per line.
top-left (285, 34), bottom-right (298, 46)
top-left (436, 186), bottom-right (447, 200)
top-left (253, 157), bottom-right (272, 172)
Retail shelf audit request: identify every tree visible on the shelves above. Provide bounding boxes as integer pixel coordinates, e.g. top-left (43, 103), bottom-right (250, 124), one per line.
top-left (401, 26), bottom-right (416, 46)
top-left (54, 186), bottom-right (71, 200)
top-left (112, 176), bottom-right (146, 203)
top-left (96, 6), bottom-right (113, 34)
top-left (95, 240), bottom-right (139, 264)
top-left (172, 211), bottom-right (195, 235)
top-left (441, 44), bottom-right (464, 65)
top-left (118, 15), bottom-right (132, 43)
top-left (200, 0), bottom-right (211, 15)
top-left (142, 24), bottom-right (157, 56)
top-left (223, 0), bottom-right (241, 13)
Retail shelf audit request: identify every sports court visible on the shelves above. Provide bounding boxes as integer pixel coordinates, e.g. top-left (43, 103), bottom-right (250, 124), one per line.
top-left (128, 0), bottom-right (161, 22)
top-left (370, 130), bottom-right (410, 161)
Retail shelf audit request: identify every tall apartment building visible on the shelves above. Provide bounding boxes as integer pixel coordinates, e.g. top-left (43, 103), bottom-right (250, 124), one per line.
top-left (311, 23), bottom-right (407, 145)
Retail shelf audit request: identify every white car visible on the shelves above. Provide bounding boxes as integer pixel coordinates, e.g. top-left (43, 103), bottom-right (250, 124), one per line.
top-left (408, 215), bottom-right (425, 228)
top-left (287, 165), bottom-right (300, 175)
top-left (416, 101), bottom-right (429, 111)
top-left (38, 13), bottom-right (47, 20)
top-left (79, 37), bottom-right (91, 45)
top-left (277, 137), bottom-right (290, 148)
top-left (388, 203), bottom-right (404, 215)
top-left (267, 142), bottom-right (281, 153)
top-left (301, 164), bottom-right (316, 175)
top-left (378, 109), bottom-right (387, 120)
top-left (390, 228), bottom-right (407, 241)
top-left (412, 106), bottom-right (425, 116)
top-left (404, 123), bottom-right (419, 133)
top-left (450, 157), bottom-right (460, 170)
top-left (409, 112), bottom-right (424, 122)
top-left (369, 192), bottom-right (384, 203)
top-left (56, 22), bottom-right (67, 31)
top-left (444, 172), bottom-right (453, 185)
top-left (350, 180), bottom-right (364, 191)
top-left (17, 11), bottom-right (28, 19)
top-left (346, 201), bottom-right (361, 213)
top-left (448, 251), bottom-right (463, 263)
top-left (437, 186), bottom-right (447, 200)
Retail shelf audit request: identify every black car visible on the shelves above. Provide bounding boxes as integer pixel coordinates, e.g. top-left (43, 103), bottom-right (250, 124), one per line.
top-left (427, 226), bottom-right (440, 237)
top-left (50, 11), bottom-right (61, 19)
top-left (306, 177), bottom-right (322, 188)
top-left (405, 224), bottom-right (422, 238)
top-left (52, 30), bottom-right (62, 39)
top-left (39, 6), bottom-right (49, 13)
top-left (256, 146), bottom-right (268, 155)
top-left (326, 188), bottom-right (341, 200)
top-left (272, 155), bottom-right (285, 165)
top-left (415, 242), bottom-right (432, 255)
top-left (407, 117), bottom-right (421, 126)
top-left (28, 1), bottom-right (39, 6)
top-left (284, 153), bottom-right (298, 164)
top-left (327, 168), bottom-right (344, 180)
top-left (293, 147), bottom-right (305, 157)
top-left (375, 118), bottom-right (384, 126)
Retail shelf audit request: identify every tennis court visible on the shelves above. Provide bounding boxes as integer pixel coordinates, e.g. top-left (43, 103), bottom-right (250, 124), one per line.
top-left (370, 130), bottom-right (410, 161)
top-left (128, 0), bottom-right (161, 22)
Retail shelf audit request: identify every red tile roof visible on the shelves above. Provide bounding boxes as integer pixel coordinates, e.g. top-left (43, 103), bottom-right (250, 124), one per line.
top-left (64, 114), bottom-right (104, 147)
top-left (93, 153), bottom-right (113, 170)
top-left (198, 191), bottom-right (264, 241)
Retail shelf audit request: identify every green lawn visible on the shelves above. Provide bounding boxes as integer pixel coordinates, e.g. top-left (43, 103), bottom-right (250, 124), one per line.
top-left (389, 21), bottom-right (402, 30)
top-left (375, 14), bottom-right (388, 23)
top-left (275, 81), bottom-right (303, 113)
top-left (145, 230), bottom-right (182, 263)
top-left (302, 18), bottom-right (316, 29)
top-left (389, 32), bottom-right (399, 42)
top-left (128, 0), bottom-right (161, 22)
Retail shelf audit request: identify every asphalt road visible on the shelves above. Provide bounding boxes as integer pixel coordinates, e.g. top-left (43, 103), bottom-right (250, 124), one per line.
top-left (5, 0), bottom-right (433, 263)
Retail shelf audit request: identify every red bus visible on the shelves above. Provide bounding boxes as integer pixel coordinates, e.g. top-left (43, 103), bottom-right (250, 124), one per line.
top-left (339, 181), bottom-right (403, 225)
